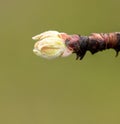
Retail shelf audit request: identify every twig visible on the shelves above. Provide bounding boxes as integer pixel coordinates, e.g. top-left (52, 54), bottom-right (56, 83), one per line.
top-left (32, 31), bottom-right (120, 60)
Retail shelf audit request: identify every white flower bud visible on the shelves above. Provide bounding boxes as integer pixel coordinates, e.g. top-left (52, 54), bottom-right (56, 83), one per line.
top-left (32, 31), bottom-right (73, 59)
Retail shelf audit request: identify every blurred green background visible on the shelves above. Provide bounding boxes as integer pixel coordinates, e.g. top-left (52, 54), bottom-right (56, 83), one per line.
top-left (0, 0), bottom-right (120, 124)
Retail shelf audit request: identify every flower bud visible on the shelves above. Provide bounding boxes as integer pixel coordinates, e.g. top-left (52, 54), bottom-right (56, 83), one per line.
top-left (32, 31), bottom-right (73, 59)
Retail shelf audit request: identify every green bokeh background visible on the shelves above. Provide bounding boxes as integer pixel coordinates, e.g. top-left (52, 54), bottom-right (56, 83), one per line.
top-left (1, 0), bottom-right (120, 124)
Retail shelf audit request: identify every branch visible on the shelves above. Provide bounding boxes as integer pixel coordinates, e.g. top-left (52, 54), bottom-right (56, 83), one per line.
top-left (32, 31), bottom-right (120, 60)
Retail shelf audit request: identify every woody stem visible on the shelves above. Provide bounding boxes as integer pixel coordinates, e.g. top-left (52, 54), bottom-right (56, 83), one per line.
top-left (65, 32), bottom-right (120, 60)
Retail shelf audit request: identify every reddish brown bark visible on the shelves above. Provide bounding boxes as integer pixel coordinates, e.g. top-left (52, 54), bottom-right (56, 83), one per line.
top-left (65, 32), bottom-right (120, 60)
